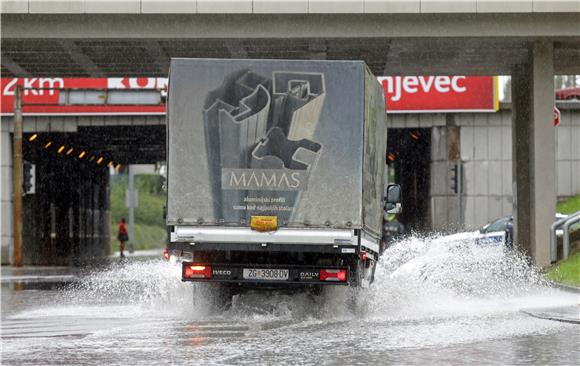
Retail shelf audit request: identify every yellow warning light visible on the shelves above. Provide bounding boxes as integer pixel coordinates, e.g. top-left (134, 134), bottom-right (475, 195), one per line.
top-left (29, 134), bottom-right (38, 142)
top-left (96, 157), bottom-right (104, 164)
top-left (44, 141), bottom-right (53, 149)
top-left (58, 145), bottom-right (65, 154)
top-left (66, 148), bottom-right (74, 155)
top-left (250, 216), bottom-right (278, 232)
top-left (78, 151), bottom-right (86, 159)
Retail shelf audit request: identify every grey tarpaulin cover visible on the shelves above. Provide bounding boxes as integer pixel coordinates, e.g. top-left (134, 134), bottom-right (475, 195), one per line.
top-left (167, 59), bottom-right (386, 234)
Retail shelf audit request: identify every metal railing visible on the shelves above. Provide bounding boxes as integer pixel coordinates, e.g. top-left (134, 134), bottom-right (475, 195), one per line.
top-left (550, 211), bottom-right (580, 262)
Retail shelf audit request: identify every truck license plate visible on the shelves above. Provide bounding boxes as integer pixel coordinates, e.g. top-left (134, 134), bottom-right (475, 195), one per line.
top-left (243, 268), bottom-right (289, 281)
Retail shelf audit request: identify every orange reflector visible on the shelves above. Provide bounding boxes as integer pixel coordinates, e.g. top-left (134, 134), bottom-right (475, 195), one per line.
top-left (250, 216), bottom-right (278, 232)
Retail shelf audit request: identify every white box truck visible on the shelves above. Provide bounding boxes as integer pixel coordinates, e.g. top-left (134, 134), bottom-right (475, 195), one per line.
top-left (166, 58), bottom-right (401, 288)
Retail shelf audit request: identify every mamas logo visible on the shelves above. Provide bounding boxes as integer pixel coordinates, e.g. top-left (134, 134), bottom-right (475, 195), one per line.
top-left (222, 168), bottom-right (308, 191)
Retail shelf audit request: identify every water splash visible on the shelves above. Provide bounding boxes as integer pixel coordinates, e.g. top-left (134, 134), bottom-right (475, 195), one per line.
top-left (5, 233), bottom-right (578, 366)
top-left (50, 233), bottom-right (572, 323)
top-left (58, 260), bottom-right (211, 319)
top-left (363, 234), bottom-right (568, 321)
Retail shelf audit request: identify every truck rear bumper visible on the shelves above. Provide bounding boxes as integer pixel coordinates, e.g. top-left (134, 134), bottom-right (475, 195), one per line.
top-left (170, 227), bottom-right (356, 245)
top-left (169, 241), bottom-right (357, 254)
top-left (182, 262), bottom-right (351, 286)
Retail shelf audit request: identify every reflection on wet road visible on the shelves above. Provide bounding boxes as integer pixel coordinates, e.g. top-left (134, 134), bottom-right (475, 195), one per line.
top-left (2, 235), bottom-right (579, 365)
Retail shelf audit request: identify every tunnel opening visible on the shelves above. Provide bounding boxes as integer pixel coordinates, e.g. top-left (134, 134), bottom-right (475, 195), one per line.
top-left (21, 125), bottom-right (166, 265)
top-left (387, 128), bottom-right (432, 233)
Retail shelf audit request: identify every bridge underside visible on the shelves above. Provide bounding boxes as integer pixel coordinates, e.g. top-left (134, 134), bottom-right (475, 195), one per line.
top-left (1, 37), bottom-right (579, 77)
top-left (1, 13), bottom-right (579, 77)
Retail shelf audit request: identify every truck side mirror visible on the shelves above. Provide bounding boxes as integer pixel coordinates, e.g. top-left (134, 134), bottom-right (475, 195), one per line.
top-left (385, 184), bottom-right (402, 214)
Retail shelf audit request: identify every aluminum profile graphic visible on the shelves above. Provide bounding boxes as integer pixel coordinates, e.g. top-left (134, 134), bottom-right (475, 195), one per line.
top-left (168, 59), bottom-right (382, 231)
top-left (250, 127), bottom-right (322, 222)
top-left (203, 69), bottom-right (325, 224)
top-left (271, 72), bottom-right (326, 141)
top-left (203, 71), bottom-right (271, 218)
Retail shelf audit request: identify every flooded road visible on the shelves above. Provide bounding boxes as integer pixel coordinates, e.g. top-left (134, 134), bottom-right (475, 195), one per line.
top-left (2, 236), bottom-right (579, 365)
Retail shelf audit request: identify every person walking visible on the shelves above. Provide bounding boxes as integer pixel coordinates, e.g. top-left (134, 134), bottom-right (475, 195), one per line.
top-left (117, 218), bottom-right (129, 258)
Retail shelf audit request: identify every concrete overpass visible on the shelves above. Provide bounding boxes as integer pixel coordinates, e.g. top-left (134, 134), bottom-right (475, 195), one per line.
top-left (1, 0), bottom-right (579, 266)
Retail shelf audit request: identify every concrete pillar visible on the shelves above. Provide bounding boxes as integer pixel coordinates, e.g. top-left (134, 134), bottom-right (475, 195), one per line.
top-left (511, 41), bottom-right (556, 267)
top-left (1, 128), bottom-right (13, 264)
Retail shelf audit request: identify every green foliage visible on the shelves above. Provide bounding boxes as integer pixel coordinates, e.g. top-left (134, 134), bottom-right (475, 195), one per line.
top-left (557, 195), bottom-right (580, 215)
top-left (111, 223), bottom-right (167, 252)
top-left (546, 252), bottom-right (580, 286)
top-left (110, 174), bottom-right (129, 224)
top-left (136, 174), bottom-right (164, 196)
top-left (110, 173), bottom-right (166, 251)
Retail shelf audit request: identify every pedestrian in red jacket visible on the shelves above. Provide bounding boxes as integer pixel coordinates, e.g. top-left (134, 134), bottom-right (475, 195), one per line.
top-left (117, 218), bottom-right (129, 258)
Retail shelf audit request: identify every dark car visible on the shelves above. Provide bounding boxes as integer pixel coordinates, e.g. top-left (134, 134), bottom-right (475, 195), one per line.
top-left (476, 214), bottom-right (568, 247)
top-left (556, 87), bottom-right (580, 101)
top-left (476, 216), bottom-right (512, 246)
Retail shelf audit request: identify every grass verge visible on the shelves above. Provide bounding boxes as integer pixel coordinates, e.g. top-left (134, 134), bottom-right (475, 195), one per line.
top-left (546, 252), bottom-right (580, 286)
top-left (557, 195), bottom-right (580, 215)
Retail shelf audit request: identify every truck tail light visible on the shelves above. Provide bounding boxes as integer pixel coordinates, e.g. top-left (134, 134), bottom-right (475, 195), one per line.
top-left (319, 269), bottom-right (347, 282)
top-left (184, 265), bottom-right (212, 279)
top-left (361, 251), bottom-right (367, 261)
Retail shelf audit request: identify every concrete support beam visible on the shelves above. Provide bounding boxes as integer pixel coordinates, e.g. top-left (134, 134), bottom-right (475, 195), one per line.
top-left (0, 54), bottom-right (30, 76)
top-left (511, 41), bottom-right (555, 267)
top-left (143, 41), bottom-right (170, 75)
top-left (225, 40), bottom-right (248, 58)
top-left (3, 13), bottom-right (580, 39)
top-left (58, 40), bottom-right (105, 77)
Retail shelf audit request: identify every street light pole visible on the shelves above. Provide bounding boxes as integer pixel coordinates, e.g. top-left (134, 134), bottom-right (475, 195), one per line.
top-left (128, 165), bottom-right (135, 254)
top-left (12, 85), bottom-right (23, 267)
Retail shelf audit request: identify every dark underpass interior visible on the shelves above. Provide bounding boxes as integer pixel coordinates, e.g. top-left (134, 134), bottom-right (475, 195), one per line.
top-left (21, 125), bottom-right (165, 265)
top-left (387, 128), bottom-right (431, 233)
top-left (20, 123), bottom-right (433, 264)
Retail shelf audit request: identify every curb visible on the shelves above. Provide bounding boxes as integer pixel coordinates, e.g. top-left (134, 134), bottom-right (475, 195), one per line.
top-left (0, 275), bottom-right (78, 284)
top-left (521, 309), bottom-right (580, 325)
top-left (549, 281), bottom-right (580, 293)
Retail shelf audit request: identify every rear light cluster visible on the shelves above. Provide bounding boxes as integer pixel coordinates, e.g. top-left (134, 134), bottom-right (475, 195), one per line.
top-left (184, 265), bottom-right (212, 279)
top-left (319, 269), bottom-right (347, 282)
top-left (361, 251), bottom-right (367, 261)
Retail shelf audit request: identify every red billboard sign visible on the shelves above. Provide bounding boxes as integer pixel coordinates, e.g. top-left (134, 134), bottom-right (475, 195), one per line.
top-left (377, 76), bottom-right (499, 113)
top-left (1, 77), bottom-right (167, 116)
top-left (2, 76), bottom-right (498, 116)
